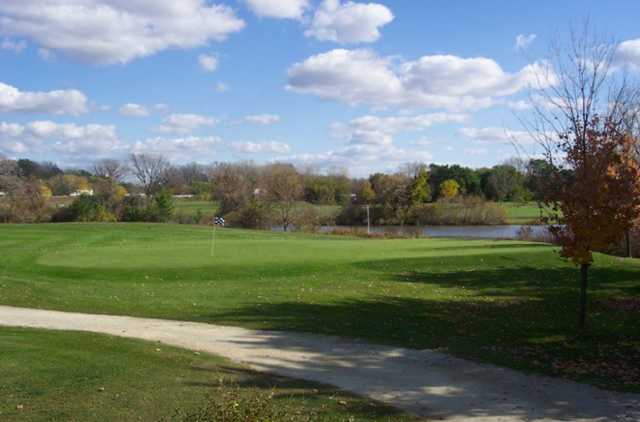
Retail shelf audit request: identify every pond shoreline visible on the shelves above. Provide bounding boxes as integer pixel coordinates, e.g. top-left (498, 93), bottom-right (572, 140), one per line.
top-left (271, 224), bottom-right (551, 240)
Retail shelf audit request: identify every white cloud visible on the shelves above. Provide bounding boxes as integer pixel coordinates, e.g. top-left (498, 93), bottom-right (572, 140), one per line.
top-left (281, 144), bottom-right (433, 177)
top-left (244, 0), bottom-right (309, 19)
top-left (0, 120), bottom-right (120, 158)
top-left (0, 122), bottom-right (25, 137)
top-left (245, 114), bottom-right (281, 125)
top-left (616, 39), bottom-right (640, 72)
top-left (0, 1), bottom-right (245, 64)
top-left (515, 34), bottom-right (537, 50)
top-left (279, 112), bottom-right (460, 176)
top-left (0, 81), bottom-right (88, 115)
top-left (331, 113), bottom-right (467, 146)
top-left (464, 147), bottom-right (488, 156)
top-left (158, 113), bottom-right (218, 134)
top-left (133, 136), bottom-right (220, 162)
top-left (305, 0), bottom-right (393, 44)
top-left (230, 141), bottom-right (290, 154)
top-left (1, 38), bottom-right (26, 53)
top-left (198, 54), bottom-right (219, 72)
top-left (287, 49), bottom-right (555, 111)
top-left (0, 119), bottom-right (224, 164)
top-left (154, 103), bottom-right (169, 112)
top-left (37, 48), bottom-right (55, 61)
top-left (215, 82), bottom-right (230, 93)
top-left (505, 99), bottom-right (531, 111)
top-left (459, 127), bottom-right (536, 145)
top-left (119, 103), bottom-right (150, 117)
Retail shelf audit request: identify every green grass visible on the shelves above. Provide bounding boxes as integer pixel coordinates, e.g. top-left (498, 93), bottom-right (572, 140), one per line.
top-left (172, 199), bottom-right (340, 220)
top-left (174, 199), bottom-right (219, 216)
top-left (0, 223), bottom-right (638, 392)
top-left (501, 202), bottom-right (543, 224)
top-left (0, 327), bottom-right (411, 421)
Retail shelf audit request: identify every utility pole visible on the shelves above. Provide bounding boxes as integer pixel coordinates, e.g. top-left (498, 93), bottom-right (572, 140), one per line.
top-left (366, 204), bottom-right (371, 235)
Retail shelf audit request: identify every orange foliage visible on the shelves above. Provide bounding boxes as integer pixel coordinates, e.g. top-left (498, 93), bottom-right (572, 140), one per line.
top-left (545, 121), bottom-right (640, 265)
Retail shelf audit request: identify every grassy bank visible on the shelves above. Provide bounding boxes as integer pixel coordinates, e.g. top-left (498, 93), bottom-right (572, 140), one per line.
top-left (0, 223), bottom-right (638, 392)
top-left (0, 327), bottom-right (410, 421)
top-left (502, 202), bottom-right (543, 224)
top-left (172, 199), bottom-right (340, 221)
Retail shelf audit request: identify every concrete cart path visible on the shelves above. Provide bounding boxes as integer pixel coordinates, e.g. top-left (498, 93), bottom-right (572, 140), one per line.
top-left (1, 306), bottom-right (638, 421)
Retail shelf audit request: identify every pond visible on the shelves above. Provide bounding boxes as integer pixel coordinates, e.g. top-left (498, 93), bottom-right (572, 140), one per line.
top-left (314, 225), bottom-right (550, 240)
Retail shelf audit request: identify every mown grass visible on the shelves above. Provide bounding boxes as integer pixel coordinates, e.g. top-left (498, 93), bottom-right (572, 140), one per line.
top-left (0, 223), bottom-right (638, 392)
top-left (174, 199), bottom-right (218, 216)
top-left (501, 202), bottom-right (543, 224)
top-left (172, 199), bottom-right (341, 220)
top-left (0, 327), bottom-right (411, 421)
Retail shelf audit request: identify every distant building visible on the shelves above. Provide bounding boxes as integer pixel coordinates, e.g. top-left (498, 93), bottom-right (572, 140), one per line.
top-left (70, 189), bottom-right (94, 197)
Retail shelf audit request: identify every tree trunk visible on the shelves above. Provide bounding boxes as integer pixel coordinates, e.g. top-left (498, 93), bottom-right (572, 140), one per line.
top-left (625, 230), bottom-right (632, 258)
top-left (579, 263), bottom-right (589, 329)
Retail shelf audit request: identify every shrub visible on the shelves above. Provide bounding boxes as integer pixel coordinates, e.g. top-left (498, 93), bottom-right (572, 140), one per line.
top-left (335, 204), bottom-right (368, 226)
top-left (57, 195), bottom-right (117, 222)
top-left (327, 227), bottom-right (422, 239)
top-left (3, 180), bottom-right (52, 223)
top-left (149, 189), bottom-right (175, 223)
top-left (225, 201), bottom-right (273, 229)
top-left (408, 197), bottom-right (507, 225)
top-left (121, 196), bottom-right (149, 222)
top-left (516, 225), bottom-right (556, 243)
top-left (292, 203), bottom-right (322, 233)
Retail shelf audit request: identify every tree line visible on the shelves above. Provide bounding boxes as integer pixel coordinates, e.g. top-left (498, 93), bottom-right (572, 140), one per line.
top-left (0, 151), bottom-right (558, 227)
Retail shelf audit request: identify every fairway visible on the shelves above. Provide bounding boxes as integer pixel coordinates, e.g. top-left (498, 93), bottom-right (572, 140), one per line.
top-left (0, 223), bottom-right (638, 392)
top-left (502, 202), bottom-right (543, 224)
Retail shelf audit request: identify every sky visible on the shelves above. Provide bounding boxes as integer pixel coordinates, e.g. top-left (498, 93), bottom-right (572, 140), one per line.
top-left (1, 0), bottom-right (640, 177)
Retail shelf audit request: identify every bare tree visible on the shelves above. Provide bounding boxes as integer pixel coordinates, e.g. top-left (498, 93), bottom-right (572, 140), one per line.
top-left (0, 156), bottom-right (18, 177)
top-left (526, 23), bottom-right (640, 329)
top-left (129, 154), bottom-right (169, 197)
top-left (209, 162), bottom-right (257, 215)
top-left (400, 162), bottom-right (428, 179)
top-left (259, 163), bottom-right (303, 231)
top-left (526, 23), bottom-right (639, 160)
top-left (179, 163), bottom-right (209, 186)
top-left (93, 159), bottom-right (128, 182)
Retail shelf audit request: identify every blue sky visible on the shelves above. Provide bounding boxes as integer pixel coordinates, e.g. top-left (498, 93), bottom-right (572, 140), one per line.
top-left (1, 0), bottom-right (640, 176)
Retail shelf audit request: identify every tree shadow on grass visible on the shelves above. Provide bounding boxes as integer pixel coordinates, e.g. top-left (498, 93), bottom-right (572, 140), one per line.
top-left (206, 260), bottom-right (640, 399)
top-left (350, 255), bottom-right (640, 299)
top-left (203, 297), bottom-right (640, 420)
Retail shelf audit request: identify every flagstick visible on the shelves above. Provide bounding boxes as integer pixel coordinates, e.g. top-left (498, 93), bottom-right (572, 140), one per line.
top-left (210, 223), bottom-right (216, 257)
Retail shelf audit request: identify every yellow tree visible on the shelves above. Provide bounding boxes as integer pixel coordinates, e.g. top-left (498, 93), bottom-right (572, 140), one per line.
top-left (439, 179), bottom-right (460, 200)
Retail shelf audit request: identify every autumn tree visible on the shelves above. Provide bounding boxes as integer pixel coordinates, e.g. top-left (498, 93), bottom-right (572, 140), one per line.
top-left (259, 163), bottom-right (303, 232)
top-left (5, 179), bottom-right (49, 223)
top-left (48, 174), bottom-right (90, 196)
top-left (527, 25), bottom-right (640, 328)
top-left (129, 153), bottom-right (169, 197)
top-left (439, 179), bottom-right (460, 200)
top-left (354, 179), bottom-right (375, 204)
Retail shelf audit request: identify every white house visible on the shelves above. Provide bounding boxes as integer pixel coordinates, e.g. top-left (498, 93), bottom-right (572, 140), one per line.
top-left (70, 189), bottom-right (94, 197)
